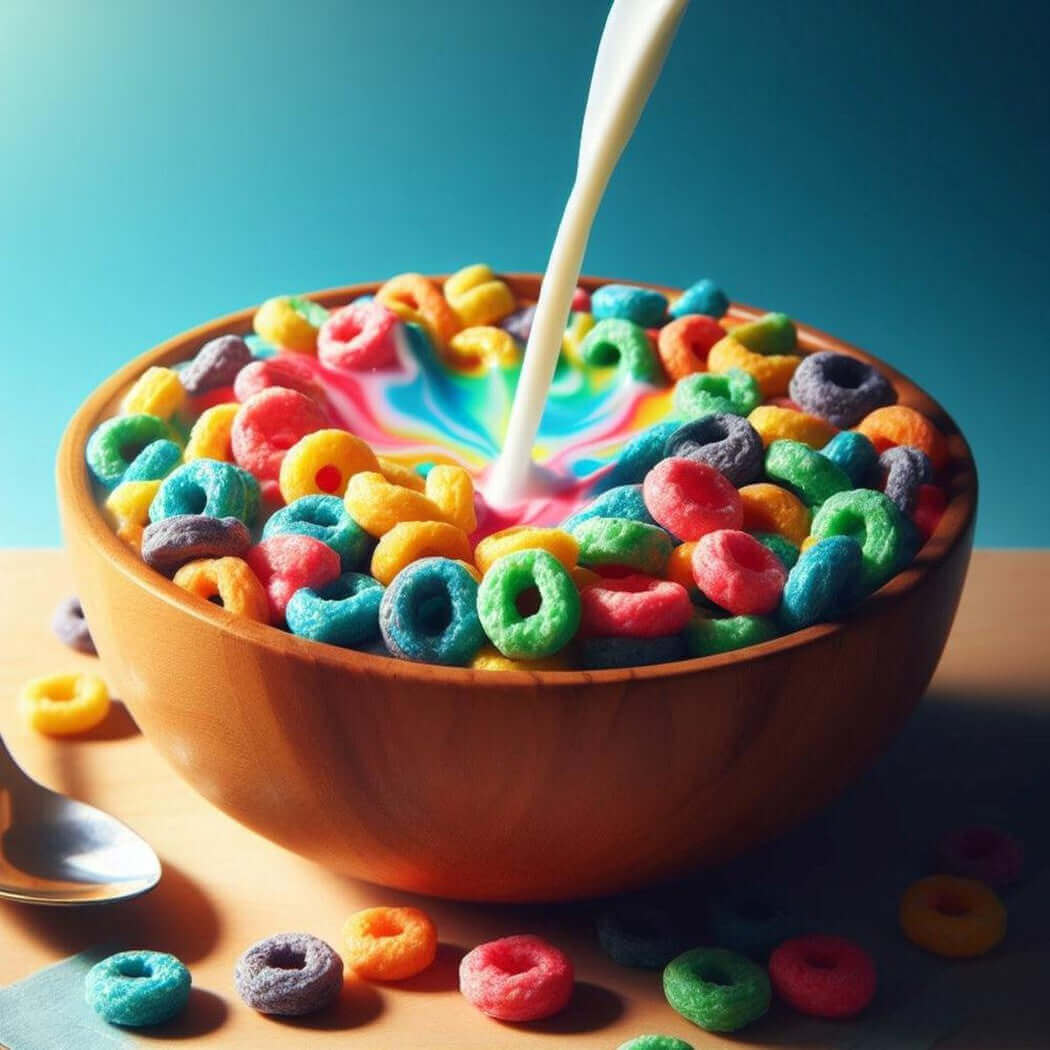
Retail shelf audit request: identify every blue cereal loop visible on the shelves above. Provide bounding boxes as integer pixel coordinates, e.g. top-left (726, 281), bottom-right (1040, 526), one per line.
top-left (580, 633), bottom-right (687, 669)
top-left (669, 279), bottom-right (728, 320)
top-left (596, 421), bottom-right (681, 491)
top-left (84, 950), bottom-right (191, 1027)
top-left (821, 430), bottom-right (879, 487)
top-left (123, 439), bottom-right (182, 483)
top-left (264, 494), bottom-right (373, 570)
top-left (778, 535), bottom-right (864, 631)
top-left (286, 572), bottom-right (384, 647)
top-left (561, 484), bottom-right (657, 533)
top-left (592, 284), bottom-right (668, 327)
top-left (149, 459), bottom-right (250, 524)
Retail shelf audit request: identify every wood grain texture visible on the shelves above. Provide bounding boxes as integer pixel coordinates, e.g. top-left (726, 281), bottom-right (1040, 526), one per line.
top-left (54, 276), bottom-right (978, 901)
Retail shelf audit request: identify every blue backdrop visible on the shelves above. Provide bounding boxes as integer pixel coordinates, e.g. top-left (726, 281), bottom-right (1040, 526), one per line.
top-left (1, 0), bottom-right (1047, 546)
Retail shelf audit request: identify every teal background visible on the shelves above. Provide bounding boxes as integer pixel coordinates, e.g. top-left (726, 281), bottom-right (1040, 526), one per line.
top-left (1, 0), bottom-right (1047, 546)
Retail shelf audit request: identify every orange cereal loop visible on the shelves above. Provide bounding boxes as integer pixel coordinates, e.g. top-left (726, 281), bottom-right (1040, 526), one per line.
top-left (371, 521), bottom-right (474, 586)
top-left (707, 336), bottom-right (801, 398)
top-left (748, 405), bottom-right (837, 449)
top-left (377, 456), bottom-right (426, 492)
top-left (474, 526), bottom-right (579, 574)
top-left (444, 264), bottom-right (517, 327)
top-left (739, 483), bottom-right (811, 546)
top-left (657, 315), bottom-right (726, 380)
top-left (105, 480), bottom-right (161, 550)
top-left (173, 557), bottom-right (271, 623)
top-left (343, 906), bottom-right (437, 981)
top-left (344, 471), bottom-right (448, 537)
top-left (424, 464), bottom-right (477, 533)
top-left (185, 403), bottom-right (240, 462)
top-left (279, 429), bottom-right (380, 503)
top-left (121, 366), bottom-right (186, 419)
top-left (471, 645), bottom-right (570, 671)
top-left (375, 273), bottom-right (461, 347)
top-left (855, 405), bottom-right (948, 469)
top-left (899, 875), bottom-right (1006, 958)
top-left (666, 541), bottom-right (699, 594)
top-left (447, 326), bottom-right (522, 373)
top-left (253, 295), bottom-right (320, 353)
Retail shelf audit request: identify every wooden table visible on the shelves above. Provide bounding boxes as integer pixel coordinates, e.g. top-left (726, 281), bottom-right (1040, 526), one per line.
top-left (2, 550), bottom-right (1048, 1049)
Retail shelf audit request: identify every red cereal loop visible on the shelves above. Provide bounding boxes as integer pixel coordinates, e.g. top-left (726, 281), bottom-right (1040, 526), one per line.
top-left (768, 935), bottom-right (876, 1019)
top-left (643, 457), bottom-right (743, 541)
top-left (657, 314), bottom-right (725, 380)
top-left (245, 534), bottom-right (341, 623)
top-left (691, 529), bottom-right (787, 615)
top-left (233, 354), bottom-right (325, 404)
top-left (579, 575), bottom-right (693, 638)
top-left (318, 301), bottom-right (402, 371)
top-left (913, 484), bottom-right (947, 541)
top-left (459, 935), bottom-right (574, 1022)
top-left (231, 387), bottom-right (328, 482)
top-left (570, 287), bottom-right (591, 312)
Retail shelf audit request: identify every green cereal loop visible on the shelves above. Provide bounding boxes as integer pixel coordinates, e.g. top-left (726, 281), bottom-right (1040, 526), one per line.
top-left (753, 532), bottom-right (799, 568)
top-left (617, 1037), bottom-right (695, 1050)
top-left (686, 615), bottom-right (778, 657)
top-left (85, 414), bottom-right (173, 489)
top-left (288, 295), bottom-right (330, 329)
top-left (673, 368), bottom-right (760, 418)
top-left (477, 549), bottom-right (581, 659)
top-left (579, 318), bottom-right (661, 383)
top-left (572, 517), bottom-right (674, 574)
top-left (663, 947), bottom-right (771, 1033)
top-left (811, 488), bottom-right (905, 592)
top-left (730, 312), bottom-right (797, 355)
top-left (765, 439), bottom-right (852, 507)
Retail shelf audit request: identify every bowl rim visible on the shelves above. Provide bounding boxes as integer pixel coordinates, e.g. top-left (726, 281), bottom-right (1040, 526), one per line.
top-left (57, 273), bottom-right (978, 688)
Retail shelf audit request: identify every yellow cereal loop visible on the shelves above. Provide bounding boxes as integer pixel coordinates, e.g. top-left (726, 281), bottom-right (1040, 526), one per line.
top-left (377, 456), bottom-right (426, 492)
top-left (424, 465), bottom-right (477, 533)
top-left (800, 535), bottom-right (818, 552)
top-left (19, 672), bottom-right (111, 736)
top-left (707, 336), bottom-right (801, 398)
top-left (121, 366), bottom-right (186, 419)
top-left (739, 483), bottom-right (812, 547)
top-left (345, 471), bottom-right (448, 537)
top-left (569, 565), bottom-right (601, 590)
top-left (475, 526), bottom-right (579, 575)
top-left (748, 405), bottom-right (837, 449)
top-left (371, 521), bottom-right (474, 586)
top-left (185, 403), bottom-right (240, 462)
top-left (666, 541), bottom-right (699, 594)
top-left (375, 273), bottom-right (461, 348)
top-left (562, 312), bottom-right (596, 365)
top-left (279, 429), bottom-right (380, 502)
top-left (443, 264), bottom-right (517, 327)
top-left (471, 645), bottom-right (570, 671)
top-left (105, 479), bottom-right (162, 549)
top-left (253, 295), bottom-right (320, 353)
top-left (446, 326), bottom-right (522, 373)
top-left (173, 557), bottom-right (271, 622)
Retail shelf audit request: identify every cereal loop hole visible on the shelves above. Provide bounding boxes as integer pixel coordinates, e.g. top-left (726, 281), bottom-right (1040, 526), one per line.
top-left (825, 356), bottom-right (866, 389)
top-left (515, 587), bottom-right (543, 617)
top-left (118, 959), bottom-right (153, 979)
top-left (314, 465), bottom-right (342, 493)
top-left (267, 946), bottom-right (307, 970)
top-left (935, 891), bottom-right (971, 917)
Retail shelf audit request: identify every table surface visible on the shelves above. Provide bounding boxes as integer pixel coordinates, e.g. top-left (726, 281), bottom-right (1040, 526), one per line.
top-left (1, 549), bottom-right (1048, 1050)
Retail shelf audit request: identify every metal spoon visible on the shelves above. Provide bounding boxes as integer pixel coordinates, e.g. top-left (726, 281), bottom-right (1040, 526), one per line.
top-left (0, 733), bottom-right (160, 905)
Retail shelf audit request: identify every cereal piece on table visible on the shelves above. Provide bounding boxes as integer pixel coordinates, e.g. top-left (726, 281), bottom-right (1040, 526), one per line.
top-left (173, 557), bottom-right (271, 622)
top-left (263, 494), bottom-right (373, 570)
top-left (51, 596), bottom-right (96, 654)
top-left (596, 420), bottom-right (681, 491)
top-left (123, 439), bottom-right (182, 483)
top-left (476, 526), bottom-right (579, 574)
top-left (810, 488), bottom-right (906, 592)
top-left (180, 333), bottom-right (253, 395)
top-left (729, 312), bottom-right (797, 355)
top-left (253, 295), bottom-right (324, 353)
top-left (580, 575), bottom-right (693, 639)
top-left (149, 459), bottom-right (254, 525)
top-left (121, 366), bottom-right (185, 420)
top-left (141, 514), bottom-right (251, 575)
top-left (459, 934), bottom-right (573, 1022)
top-left (470, 645), bottom-right (570, 671)
top-left (278, 429), bottom-right (380, 503)
top-left (657, 314), bottom-right (726, 379)
top-left (691, 530), bottom-right (787, 616)
top-left (707, 335), bottom-right (800, 398)
top-left (286, 572), bottom-right (384, 647)
top-left (343, 906), bottom-right (437, 981)
top-left (579, 318), bottom-right (661, 383)
top-left (19, 671), bottom-right (110, 735)
top-left (424, 464), bottom-right (477, 533)
top-left (669, 278), bottom-right (728, 320)
top-left (879, 445), bottom-right (933, 515)
top-left (748, 404), bottom-right (836, 449)
top-left (378, 557), bottom-right (484, 666)
top-left (106, 479), bottom-right (162, 548)
top-left (936, 825), bottom-right (1024, 888)
top-left (591, 283), bottom-right (668, 327)
top-left (754, 532), bottom-right (799, 568)
top-left (376, 272), bottom-right (461, 347)
top-left (446, 326), bottom-right (522, 372)
top-left (673, 368), bottom-right (760, 419)
top-left (246, 535), bottom-right (341, 623)
top-left (233, 355), bottom-right (325, 404)
top-left (821, 429), bottom-right (879, 486)
top-left (618, 1037), bottom-right (694, 1050)
top-left (643, 457), bottom-right (742, 541)
top-left (764, 440), bottom-right (852, 508)
top-left (855, 404), bottom-right (948, 469)
top-left (596, 895), bottom-right (696, 969)
top-left (686, 614), bottom-right (777, 656)
top-left (663, 947), bottom-right (771, 1032)
top-left (345, 471), bottom-right (448, 537)
top-left (185, 403), bottom-right (240, 462)
top-left (664, 414), bottom-right (764, 488)
top-left (789, 350), bottom-right (896, 428)
top-left (778, 535), bottom-right (864, 630)
top-left (444, 264), bottom-right (517, 327)
top-left (561, 485), bottom-right (656, 533)
top-left (231, 387), bottom-right (328, 482)
top-left (768, 934), bottom-right (876, 1018)
top-left (579, 633), bottom-right (687, 669)
top-left (899, 875), bottom-right (1006, 957)
top-left (500, 304), bottom-right (536, 344)
top-left (706, 885), bottom-right (796, 958)
top-left (477, 549), bottom-right (581, 659)
top-left (85, 950), bottom-right (191, 1027)
top-left (572, 517), bottom-right (674, 575)
top-left (86, 413), bottom-right (174, 489)
top-left (913, 483), bottom-right (947, 541)
top-left (234, 933), bottom-right (343, 1016)
top-left (318, 300), bottom-right (403, 371)
top-left (371, 521), bottom-right (473, 586)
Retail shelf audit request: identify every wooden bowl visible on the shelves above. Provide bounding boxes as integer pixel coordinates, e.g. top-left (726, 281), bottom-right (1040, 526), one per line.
top-left (56, 275), bottom-right (977, 902)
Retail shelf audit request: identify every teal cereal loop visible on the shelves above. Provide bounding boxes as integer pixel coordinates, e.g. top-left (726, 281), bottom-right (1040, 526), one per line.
top-left (821, 430), bottom-right (879, 487)
top-left (591, 284), bottom-right (668, 327)
top-left (572, 517), bottom-right (673, 574)
top-left (85, 949), bottom-right (191, 1027)
top-left (85, 414), bottom-right (172, 489)
top-left (285, 571), bottom-right (384, 647)
top-left (149, 459), bottom-right (249, 524)
top-left (477, 548), bottom-right (581, 660)
top-left (779, 535), bottom-right (863, 630)
top-left (561, 484), bottom-right (656, 533)
top-left (230, 465), bottom-right (261, 525)
top-left (596, 421), bottom-right (680, 491)
top-left (264, 495), bottom-right (373, 570)
top-left (811, 488), bottom-right (905, 592)
top-left (579, 318), bottom-right (661, 383)
top-left (123, 439), bottom-right (182, 483)
top-left (753, 532), bottom-right (799, 568)
top-left (686, 615), bottom-right (777, 657)
top-left (765, 440), bottom-right (852, 507)
top-left (663, 947), bottom-right (771, 1033)
top-left (673, 368), bottom-right (760, 418)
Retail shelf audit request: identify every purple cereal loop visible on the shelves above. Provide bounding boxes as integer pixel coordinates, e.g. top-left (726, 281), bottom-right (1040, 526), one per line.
top-left (141, 514), bottom-right (252, 575)
top-left (51, 596), bottom-right (96, 654)
top-left (880, 445), bottom-right (932, 515)
top-left (234, 932), bottom-right (343, 1016)
top-left (500, 304), bottom-right (536, 344)
top-left (181, 334), bottom-right (253, 395)
top-left (663, 413), bottom-right (764, 487)
top-left (788, 351), bottom-right (896, 428)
